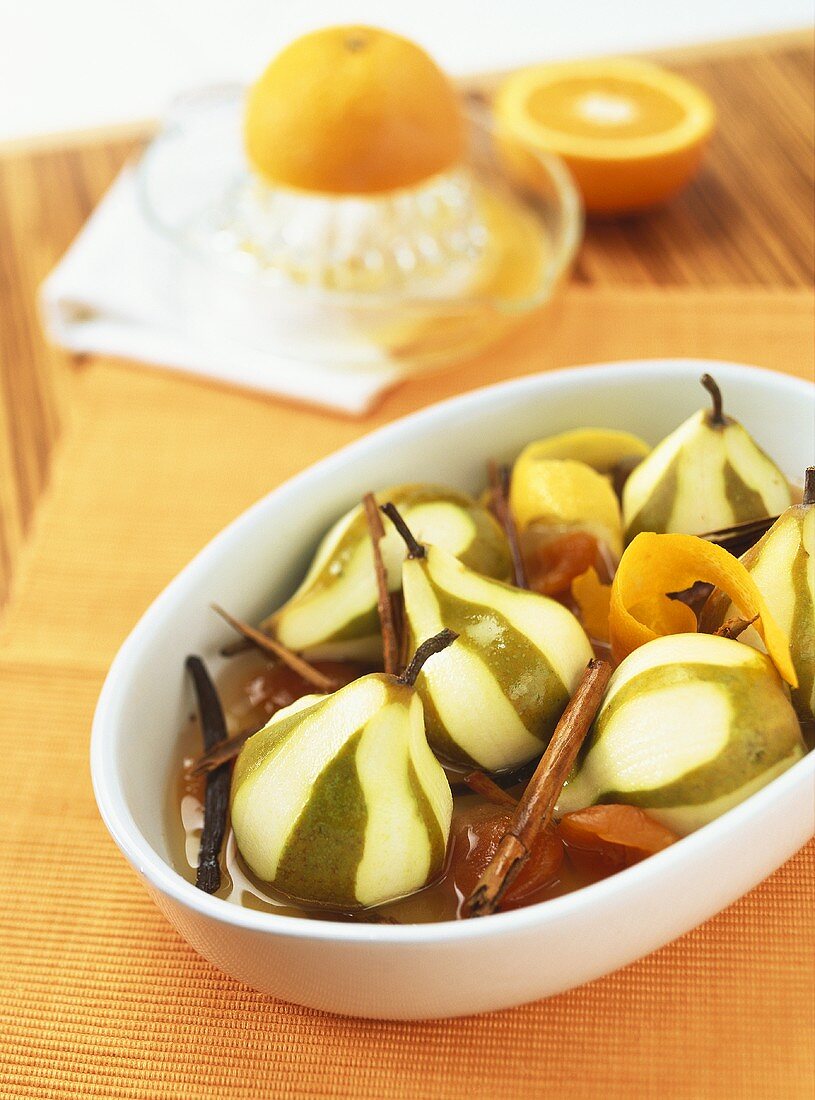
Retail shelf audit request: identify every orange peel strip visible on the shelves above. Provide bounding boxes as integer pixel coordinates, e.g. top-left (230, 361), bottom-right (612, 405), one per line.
top-left (571, 566), bottom-right (612, 644)
top-left (609, 533), bottom-right (797, 686)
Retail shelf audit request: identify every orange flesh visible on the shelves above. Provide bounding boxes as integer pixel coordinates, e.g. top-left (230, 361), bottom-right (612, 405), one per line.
top-left (528, 78), bottom-right (686, 141)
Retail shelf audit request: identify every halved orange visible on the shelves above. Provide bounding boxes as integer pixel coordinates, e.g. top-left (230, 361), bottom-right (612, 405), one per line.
top-left (494, 59), bottom-right (716, 214)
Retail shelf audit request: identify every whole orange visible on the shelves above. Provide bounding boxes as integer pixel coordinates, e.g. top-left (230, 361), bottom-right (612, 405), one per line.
top-left (245, 25), bottom-right (466, 195)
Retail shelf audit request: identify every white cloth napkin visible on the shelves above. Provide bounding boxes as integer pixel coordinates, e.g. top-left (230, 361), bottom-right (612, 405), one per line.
top-left (40, 168), bottom-right (405, 416)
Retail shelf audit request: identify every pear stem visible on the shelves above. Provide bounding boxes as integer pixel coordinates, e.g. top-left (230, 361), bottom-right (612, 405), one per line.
top-left (362, 493), bottom-right (400, 676)
top-left (700, 373), bottom-right (726, 426)
top-left (185, 656), bottom-right (230, 894)
top-left (399, 629), bottom-right (458, 687)
top-left (211, 604), bottom-right (339, 692)
top-left (804, 467), bottom-right (815, 506)
top-left (488, 459), bottom-right (528, 589)
top-left (381, 502), bottom-right (425, 559)
top-left (466, 658), bottom-right (612, 918)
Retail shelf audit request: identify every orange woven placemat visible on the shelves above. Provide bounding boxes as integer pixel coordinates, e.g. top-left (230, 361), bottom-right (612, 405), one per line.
top-left (1, 295), bottom-right (814, 1096)
top-left (2, 37), bottom-right (815, 1090)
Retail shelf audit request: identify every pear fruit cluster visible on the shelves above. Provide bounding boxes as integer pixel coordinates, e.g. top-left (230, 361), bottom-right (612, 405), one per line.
top-left (199, 377), bottom-right (812, 920)
top-left (557, 632), bottom-right (805, 834)
top-left (622, 375), bottom-right (791, 539)
top-left (231, 633), bottom-right (456, 908)
top-left (267, 483), bottom-right (510, 661)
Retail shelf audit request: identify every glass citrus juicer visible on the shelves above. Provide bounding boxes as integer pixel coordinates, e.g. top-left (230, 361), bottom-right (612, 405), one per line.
top-left (138, 27), bottom-right (582, 378)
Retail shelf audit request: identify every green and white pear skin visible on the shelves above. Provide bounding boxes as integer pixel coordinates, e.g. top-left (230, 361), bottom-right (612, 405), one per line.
top-left (701, 487), bottom-right (814, 731)
top-left (557, 633), bottom-right (805, 835)
top-left (267, 484), bottom-right (511, 661)
top-left (622, 376), bottom-right (792, 541)
top-left (230, 674), bottom-right (452, 909)
top-left (402, 545), bottom-right (593, 771)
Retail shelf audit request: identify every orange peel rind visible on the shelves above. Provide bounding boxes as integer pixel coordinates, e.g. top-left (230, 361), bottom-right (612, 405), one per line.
top-left (571, 566), bottom-right (612, 644)
top-left (609, 533), bottom-right (797, 686)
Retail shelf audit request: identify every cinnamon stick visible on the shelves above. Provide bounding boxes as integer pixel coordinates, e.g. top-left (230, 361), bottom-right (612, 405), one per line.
top-left (188, 723), bottom-right (263, 776)
top-left (392, 591), bottom-right (411, 673)
top-left (700, 515), bottom-right (778, 557)
top-left (363, 493), bottom-right (400, 676)
top-left (185, 655), bottom-right (231, 894)
top-left (466, 658), bottom-right (612, 917)
top-left (462, 771), bottom-right (518, 807)
top-left (211, 604), bottom-right (338, 692)
top-left (804, 467), bottom-right (815, 507)
top-left (715, 614), bottom-right (759, 640)
top-left (488, 459), bottom-right (528, 589)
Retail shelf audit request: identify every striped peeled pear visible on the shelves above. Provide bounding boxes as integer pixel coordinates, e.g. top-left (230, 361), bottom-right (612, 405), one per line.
top-left (267, 484), bottom-right (510, 661)
top-left (701, 468), bottom-right (814, 732)
top-left (557, 632), bottom-right (805, 835)
top-left (230, 635), bottom-right (455, 908)
top-left (623, 375), bottom-right (792, 541)
top-left (390, 507), bottom-right (593, 771)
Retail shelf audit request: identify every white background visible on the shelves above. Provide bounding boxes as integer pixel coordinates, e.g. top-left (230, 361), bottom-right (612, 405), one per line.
top-left (1, 0), bottom-right (811, 143)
